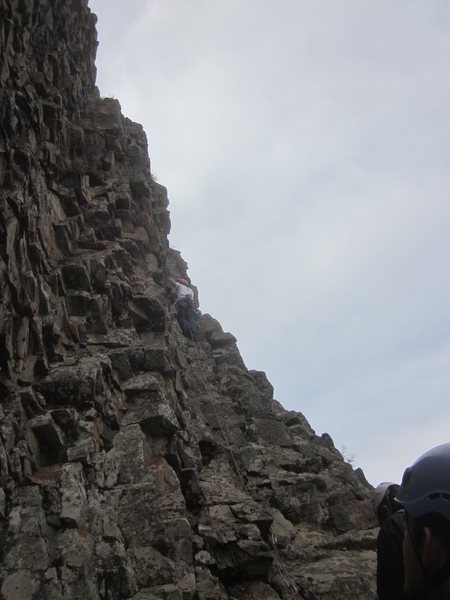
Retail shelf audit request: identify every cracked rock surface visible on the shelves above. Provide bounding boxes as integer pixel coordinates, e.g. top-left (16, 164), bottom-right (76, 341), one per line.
top-left (0, 1), bottom-right (377, 598)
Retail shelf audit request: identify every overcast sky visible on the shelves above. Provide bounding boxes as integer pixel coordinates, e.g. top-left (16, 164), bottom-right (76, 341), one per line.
top-left (88, 0), bottom-right (450, 487)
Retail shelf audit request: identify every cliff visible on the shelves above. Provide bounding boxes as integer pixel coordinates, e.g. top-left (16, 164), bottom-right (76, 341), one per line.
top-left (0, 1), bottom-right (378, 598)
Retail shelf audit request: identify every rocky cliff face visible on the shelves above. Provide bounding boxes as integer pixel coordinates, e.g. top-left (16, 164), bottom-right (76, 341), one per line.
top-left (0, 1), bottom-right (378, 599)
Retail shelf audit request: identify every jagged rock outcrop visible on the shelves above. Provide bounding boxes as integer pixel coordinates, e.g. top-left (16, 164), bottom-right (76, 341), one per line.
top-left (0, 1), bottom-right (378, 598)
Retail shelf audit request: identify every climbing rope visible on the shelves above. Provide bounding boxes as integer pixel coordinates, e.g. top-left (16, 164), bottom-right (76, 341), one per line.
top-left (188, 334), bottom-right (307, 600)
top-left (269, 532), bottom-right (306, 600)
top-left (191, 336), bottom-right (250, 496)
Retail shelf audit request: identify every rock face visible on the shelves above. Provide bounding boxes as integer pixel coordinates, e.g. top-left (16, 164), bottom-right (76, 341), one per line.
top-left (0, 1), bottom-right (378, 598)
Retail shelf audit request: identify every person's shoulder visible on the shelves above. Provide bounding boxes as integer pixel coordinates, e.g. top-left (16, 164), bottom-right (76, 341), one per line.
top-left (382, 511), bottom-right (406, 535)
top-left (391, 510), bottom-right (406, 526)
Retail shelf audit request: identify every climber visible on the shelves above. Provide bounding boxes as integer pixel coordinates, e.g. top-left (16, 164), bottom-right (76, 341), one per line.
top-left (169, 277), bottom-right (197, 340)
top-left (373, 482), bottom-right (408, 600)
top-left (396, 443), bottom-right (450, 600)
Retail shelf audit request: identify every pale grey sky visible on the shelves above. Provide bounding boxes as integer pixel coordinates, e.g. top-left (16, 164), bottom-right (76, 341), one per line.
top-left (88, 0), bottom-right (450, 486)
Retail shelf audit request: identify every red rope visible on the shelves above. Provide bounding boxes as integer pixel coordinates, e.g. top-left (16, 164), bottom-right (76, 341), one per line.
top-left (191, 338), bottom-right (250, 496)
top-left (189, 335), bottom-right (306, 600)
top-left (269, 532), bottom-right (306, 600)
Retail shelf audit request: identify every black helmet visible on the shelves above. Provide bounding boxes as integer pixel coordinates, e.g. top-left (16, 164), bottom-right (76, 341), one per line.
top-left (396, 443), bottom-right (450, 520)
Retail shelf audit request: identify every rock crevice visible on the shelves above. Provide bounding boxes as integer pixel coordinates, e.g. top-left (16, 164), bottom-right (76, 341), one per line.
top-left (0, 1), bottom-right (377, 598)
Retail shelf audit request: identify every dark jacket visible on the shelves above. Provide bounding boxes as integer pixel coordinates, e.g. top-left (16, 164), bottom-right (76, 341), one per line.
top-left (377, 510), bottom-right (409, 600)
